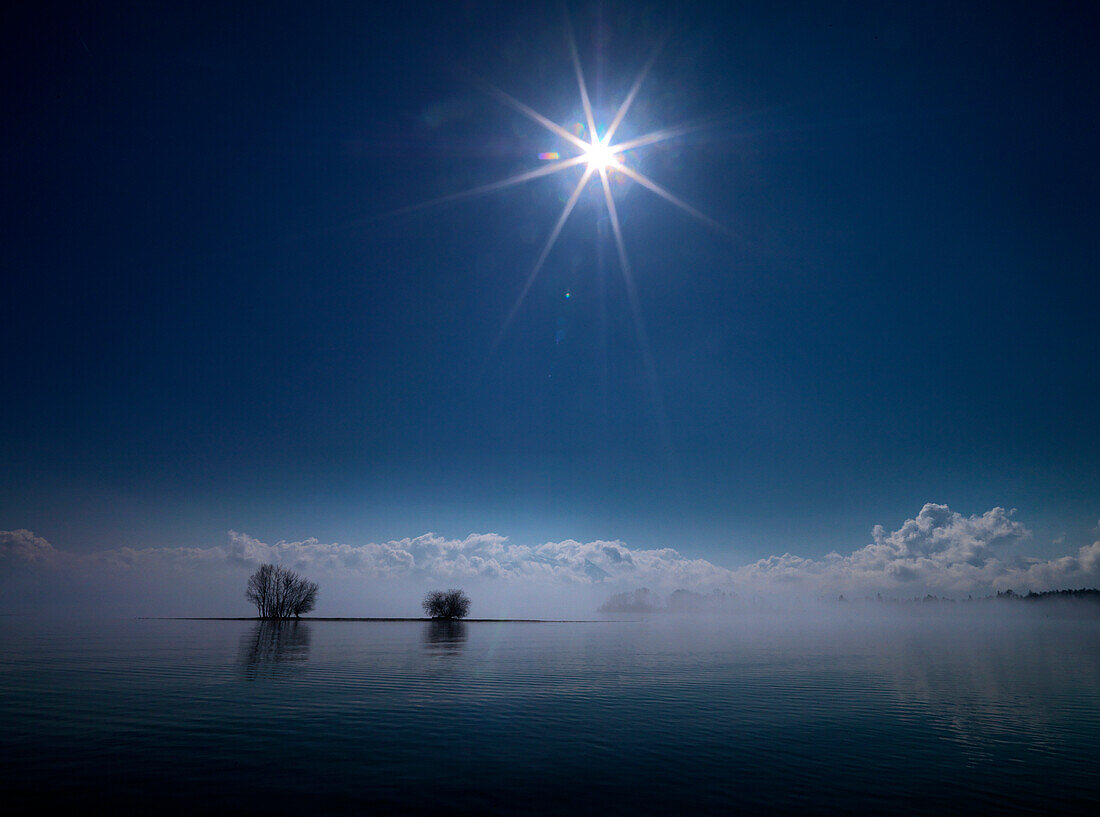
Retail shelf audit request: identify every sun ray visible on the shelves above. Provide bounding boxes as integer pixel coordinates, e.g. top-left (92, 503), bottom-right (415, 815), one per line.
top-left (490, 165), bottom-right (595, 353)
top-left (606, 120), bottom-right (711, 154)
top-left (443, 22), bottom-right (736, 461)
top-left (598, 167), bottom-right (672, 459)
top-left (565, 16), bottom-right (599, 145)
top-left (597, 168), bottom-right (644, 351)
top-left (422, 23), bottom-right (736, 371)
top-left (603, 36), bottom-right (667, 147)
top-left (614, 164), bottom-right (732, 237)
top-left (474, 75), bottom-right (591, 153)
top-left (390, 155), bottom-right (588, 217)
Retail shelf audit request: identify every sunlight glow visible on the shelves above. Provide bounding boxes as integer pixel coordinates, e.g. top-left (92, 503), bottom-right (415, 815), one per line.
top-left (404, 17), bottom-right (727, 364)
top-left (467, 33), bottom-right (725, 315)
top-left (583, 137), bottom-right (620, 172)
top-left (476, 23), bottom-right (725, 353)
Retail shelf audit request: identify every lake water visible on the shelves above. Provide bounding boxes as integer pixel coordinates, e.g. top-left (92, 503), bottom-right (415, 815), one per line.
top-left (1, 612), bottom-right (1098, 814)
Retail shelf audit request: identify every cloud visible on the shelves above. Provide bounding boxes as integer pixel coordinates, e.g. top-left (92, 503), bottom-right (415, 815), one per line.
top-left (170, 530), bottom-right (728, 586)
top-left (733, 505), bottom-right (1100, 596)
top-left (0, 529), bottom-right (59, 565)
top-left (3, 505), bottom-right (1099, 610)
top-left (734, 504), bottom-right (1024, 594)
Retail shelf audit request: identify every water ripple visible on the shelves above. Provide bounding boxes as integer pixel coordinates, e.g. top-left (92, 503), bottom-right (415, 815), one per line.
top-left (1, 617), bottom-right (1097, 814)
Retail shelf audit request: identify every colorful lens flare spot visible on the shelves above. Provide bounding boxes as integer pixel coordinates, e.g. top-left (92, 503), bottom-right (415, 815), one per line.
top-left (538, 152), bottom-right (560, 160)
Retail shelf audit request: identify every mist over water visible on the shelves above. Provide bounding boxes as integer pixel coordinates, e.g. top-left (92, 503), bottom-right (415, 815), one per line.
top-left (2, 608), bottom-right (1097, 814)
top-left (5, 502), bottom-right (1100, 622)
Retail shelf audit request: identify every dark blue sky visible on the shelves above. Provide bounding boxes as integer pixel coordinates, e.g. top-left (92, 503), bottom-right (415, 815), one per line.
top-left (3, 0), bottom-right (1097, 563)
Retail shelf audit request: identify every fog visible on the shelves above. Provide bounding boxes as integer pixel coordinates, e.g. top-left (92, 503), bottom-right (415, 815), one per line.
top-left (5, 574), bottom-right (1095, 815)
top-left (3, 553), bottom-right (1098, 624)
top-left (2, 504), bottom-right (1099, 620)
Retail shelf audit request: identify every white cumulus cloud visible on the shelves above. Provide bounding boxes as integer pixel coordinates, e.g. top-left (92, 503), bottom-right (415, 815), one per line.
top-left (731, 504), bottom-right (1100, 596)
top-left (3, 505), bottom-right (1099, 614)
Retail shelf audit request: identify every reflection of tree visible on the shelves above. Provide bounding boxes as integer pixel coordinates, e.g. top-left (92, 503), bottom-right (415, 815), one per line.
top-left (239, 620), bottom-right (311, 679)
top-left (422, 620), bottom-right (468, 655)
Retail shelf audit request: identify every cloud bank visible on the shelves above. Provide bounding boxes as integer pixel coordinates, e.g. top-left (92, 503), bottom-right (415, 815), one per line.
top-left (735, 504), bottom-right (1100, 597)
top-left (4, 504), bottom-right (1100, 615)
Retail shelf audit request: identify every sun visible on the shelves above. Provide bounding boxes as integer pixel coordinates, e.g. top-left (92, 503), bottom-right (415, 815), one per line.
top-left (583, 137), bottom-right (620, 172)
top-left (396, 18), bottom-right (727, 351)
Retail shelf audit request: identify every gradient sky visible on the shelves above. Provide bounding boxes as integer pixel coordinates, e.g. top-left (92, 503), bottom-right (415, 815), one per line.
top-left (3, 0), bottom-right (1097, 567)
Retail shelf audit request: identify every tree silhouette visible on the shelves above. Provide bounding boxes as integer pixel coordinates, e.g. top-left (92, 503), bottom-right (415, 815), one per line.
top-left (245, 564), bottom-right (318, 619)
top-left (422, 588), bottom-right (471, 620)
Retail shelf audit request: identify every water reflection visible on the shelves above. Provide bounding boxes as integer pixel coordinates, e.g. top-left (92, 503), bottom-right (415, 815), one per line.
top-left (878, 621), bottom-right (1100, 762)
top-left (239, 620), bottom-right (311, 679)
top-left (422, 620), bottom-right (468, 655)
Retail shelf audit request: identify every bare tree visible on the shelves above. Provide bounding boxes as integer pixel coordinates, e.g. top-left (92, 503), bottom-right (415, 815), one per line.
top-left (422, 589), bottom-right (471, 620)
top-left (246, 564), bottom-right (319, 619)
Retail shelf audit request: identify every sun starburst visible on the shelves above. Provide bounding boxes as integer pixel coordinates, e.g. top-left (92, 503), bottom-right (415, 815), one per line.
top-left (476, 25), bottom-right (727, 349)
top-left (583, 137), bottom-right (620, 172)
top-left (398, 20), bottom-right (725, 355)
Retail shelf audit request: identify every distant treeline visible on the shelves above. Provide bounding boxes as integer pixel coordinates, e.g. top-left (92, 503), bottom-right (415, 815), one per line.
top-left (599, 586), bottom-right (1100, 612)
top-left (906, 588), bottom-right (1100, 604)
top-left (1001, 588), bottom-right (1100, 601)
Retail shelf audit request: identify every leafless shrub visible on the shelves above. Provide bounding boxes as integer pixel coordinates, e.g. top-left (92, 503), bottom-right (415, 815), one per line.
top-left (246, 563), bottom-right (319, 619)
top-left (422, 588), bottom-right (471, 620)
